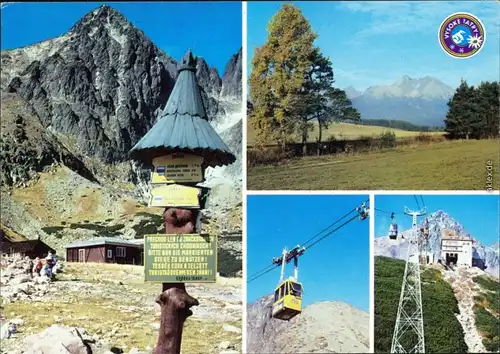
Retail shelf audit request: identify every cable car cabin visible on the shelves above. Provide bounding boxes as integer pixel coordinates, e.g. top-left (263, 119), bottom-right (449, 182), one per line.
top-left (389, 223), bottom-right (398, 240)
top-left (272, 279), bottom-right (303, 321)
top-left (358, 206), bottom-right (369, 220)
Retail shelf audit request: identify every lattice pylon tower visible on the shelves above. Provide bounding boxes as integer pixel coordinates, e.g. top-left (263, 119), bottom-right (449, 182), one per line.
top-left (390, 207), bottom-right (426, 354)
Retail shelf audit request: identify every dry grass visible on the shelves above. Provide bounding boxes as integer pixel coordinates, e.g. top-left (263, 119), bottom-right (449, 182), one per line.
top-left (3, 301), bottom-right (240, 353)
top-left (2, 262), bottom-right (241, 353)
top-left (61, 262), bottom-right (242, 289)
top-left (247, 121), bottom-right (443, 146)
top-left (7, 167), bottom-right (159, 225)
top-left (248, 139), bottom-right (499, 190)
top-left (74, 188), bottom-right (103, 220)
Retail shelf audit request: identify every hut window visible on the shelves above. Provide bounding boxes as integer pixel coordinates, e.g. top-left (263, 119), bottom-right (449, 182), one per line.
top-left (116, 247), bottom-right (126, 258)
top-left (156, 166), bottom-right (165, 176)
top-left (107, 249), bottom-right (113, 258)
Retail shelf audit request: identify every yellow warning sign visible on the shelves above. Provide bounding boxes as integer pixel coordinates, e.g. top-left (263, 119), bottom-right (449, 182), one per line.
top-left (149, 184), bottom-right (200, 208)
top-left (151, 153), bottom-right (203, 184)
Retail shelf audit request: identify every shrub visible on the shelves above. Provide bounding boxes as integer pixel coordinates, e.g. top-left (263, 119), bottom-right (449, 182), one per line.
top-left (375, 256), bottom-right (467, 353)
top-left (41, 226), bottom-right (66, 234)
top-left (378, 131), bottom-right (397, 149)
top-left (415, 133), bottom-right (432, 143)
top-left (474, 305), bottom-right (500, 352)
top-left (247, 146), bottom-right (294, 166)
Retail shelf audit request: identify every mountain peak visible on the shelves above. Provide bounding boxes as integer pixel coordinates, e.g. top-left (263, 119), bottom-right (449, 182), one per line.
top-left (70, 5), bottom-right (132, 35)
top-left (360, 75), bottom-right (454, 101)
top-left (396, 74), bottom-right (412, 84)
top-left (374, 209), bottom-right (500, 278)
top-left (344, 86), bottom-right (363, 99)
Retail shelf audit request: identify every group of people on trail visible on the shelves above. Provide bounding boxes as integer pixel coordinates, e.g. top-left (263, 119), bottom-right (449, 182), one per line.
top-left (32, 251), bottom-right (57, 278)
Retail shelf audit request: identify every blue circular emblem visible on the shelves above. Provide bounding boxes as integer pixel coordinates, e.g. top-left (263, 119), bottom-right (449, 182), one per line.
top-left (438, 12), bottom-right (486, 59)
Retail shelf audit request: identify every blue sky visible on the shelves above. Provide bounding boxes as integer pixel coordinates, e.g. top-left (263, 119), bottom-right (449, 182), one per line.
top-left (248, 1), bottom-right (500, 91)
top-left (0, 2), bottom-right (241, 75)
top-left (247, 194), bottom-right (370, 312)
top-left (375, 194), bottom-right (500, 246)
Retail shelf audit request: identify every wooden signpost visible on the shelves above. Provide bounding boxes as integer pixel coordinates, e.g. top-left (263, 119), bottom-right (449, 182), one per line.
top-left (129, 50), bottom-right (236, 354)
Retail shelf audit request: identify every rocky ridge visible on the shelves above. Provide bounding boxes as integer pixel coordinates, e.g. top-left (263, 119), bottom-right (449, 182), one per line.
top-left (374, 210), bottom-right (500, 278)
top-left (441, 267), bottom-right (489, 353)
top-left (247, 294), bottom-right (369, 353)
top-left (346, 76), bottom-right (454, 127)
top-left (1, 4), bottom-right (242, 172)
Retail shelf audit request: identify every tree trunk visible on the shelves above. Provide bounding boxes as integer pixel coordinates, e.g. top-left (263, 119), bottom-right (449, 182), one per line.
top-left (153, 208), bottom-right (199, 354)
top-left (317, 118), bottom-right (323, 156)
top-left (302, 127), bottom-right (308, 156)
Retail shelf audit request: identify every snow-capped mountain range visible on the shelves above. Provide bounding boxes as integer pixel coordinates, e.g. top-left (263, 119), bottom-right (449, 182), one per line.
top-left (374, 210), bottom-right (500, 278)
top-left (346, 76), bottom-right (455, 127)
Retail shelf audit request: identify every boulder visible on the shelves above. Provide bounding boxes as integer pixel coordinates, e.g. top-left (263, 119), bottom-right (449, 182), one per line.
top-left (23, 325), bottom-right (89, 354)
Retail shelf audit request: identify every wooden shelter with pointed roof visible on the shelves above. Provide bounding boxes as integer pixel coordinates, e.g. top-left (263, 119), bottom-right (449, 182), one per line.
top-left (130, 50), bottom-right (236, 167)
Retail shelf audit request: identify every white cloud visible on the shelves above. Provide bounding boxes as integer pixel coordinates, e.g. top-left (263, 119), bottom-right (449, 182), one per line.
top-left (340, 1), bottom-right (499, 41)
top-left (331, 1), bottom-right (499, 90)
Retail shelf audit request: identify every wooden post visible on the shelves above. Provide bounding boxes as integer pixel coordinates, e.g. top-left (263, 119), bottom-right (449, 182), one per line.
top-left (154, 283), bottom-right (199, 354)
top-left (153, 207), bottom-right (200, 354)
top-left (130, 51), bottom-right (235, 354)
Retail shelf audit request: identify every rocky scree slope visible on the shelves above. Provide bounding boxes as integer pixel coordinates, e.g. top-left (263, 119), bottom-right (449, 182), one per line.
top-left (374, 210), bottom-right (500, 278)
top-left (247, 295), bottom-right (369, 353)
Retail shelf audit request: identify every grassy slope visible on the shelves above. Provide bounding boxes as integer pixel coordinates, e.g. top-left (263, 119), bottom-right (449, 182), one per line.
top-left (472, 275), bottom-right (500, 352)
top-left (247, 139), bottom-right (499, 190)
top-left (247, 122), bottom-right (442, 146)
top-left (375, 256), bottom-right (467, 353)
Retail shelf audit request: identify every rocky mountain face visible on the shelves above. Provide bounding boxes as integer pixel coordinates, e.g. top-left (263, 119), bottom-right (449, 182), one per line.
top-left (346, 76), bottom-right (454, 127)
top-left (1, 4), bottom-right (241, 168)
top-left (221, 49), bottom-right (242, 98)
top-left (374, 210), bottom-right (500, 278)
top-left (247, 295), bottom-right (369, 353)
top-left (0, 5), bottom-right (242, 261)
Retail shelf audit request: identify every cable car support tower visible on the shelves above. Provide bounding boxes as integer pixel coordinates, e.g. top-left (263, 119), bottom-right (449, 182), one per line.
top-left (390, 206), bottom-right (427, 354)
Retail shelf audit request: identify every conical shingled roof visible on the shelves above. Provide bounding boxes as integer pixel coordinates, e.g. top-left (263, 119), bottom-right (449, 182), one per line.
top-left (129, 50), bottom-right (236, 167)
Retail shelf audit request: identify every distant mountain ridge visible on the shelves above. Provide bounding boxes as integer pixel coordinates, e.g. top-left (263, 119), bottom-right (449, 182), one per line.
top-left (346, 76), bottom-right (454, 127)
top-left (374, 210), bottom-right (500, 278)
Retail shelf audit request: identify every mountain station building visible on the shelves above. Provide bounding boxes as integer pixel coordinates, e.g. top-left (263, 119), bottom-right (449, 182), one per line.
top-left (440, 229), bottom-right (472, 267)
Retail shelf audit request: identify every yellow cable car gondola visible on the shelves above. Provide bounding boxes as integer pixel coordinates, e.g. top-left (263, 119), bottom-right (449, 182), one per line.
top-left (271, 246), bottom-right (305, 321)
top-left (268, 202), bottom-right (368, 321)
top-left (272, 278), bottom-right (303, 320)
